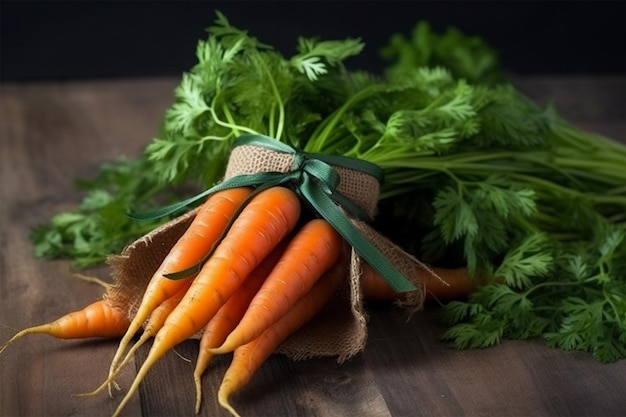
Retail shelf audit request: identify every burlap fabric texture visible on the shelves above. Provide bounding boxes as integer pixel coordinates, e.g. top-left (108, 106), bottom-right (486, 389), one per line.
top-left (106, 142), bottom-right (431, 363)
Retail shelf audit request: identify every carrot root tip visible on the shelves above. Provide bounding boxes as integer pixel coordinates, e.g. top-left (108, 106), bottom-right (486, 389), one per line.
top-left (218, 389), bottom-right (242, 417)
top-left (194, 375), bottom-right (203, 414)
top-left (0, 327), bottom-right (48, 354)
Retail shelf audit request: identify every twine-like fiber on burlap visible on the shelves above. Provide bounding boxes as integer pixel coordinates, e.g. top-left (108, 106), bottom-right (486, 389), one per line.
top-left (106, 144), bottom-right (433, 363)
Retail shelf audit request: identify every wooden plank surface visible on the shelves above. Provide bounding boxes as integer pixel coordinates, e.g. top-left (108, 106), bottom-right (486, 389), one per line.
top-left (1, 76), bottom-right (625, 417)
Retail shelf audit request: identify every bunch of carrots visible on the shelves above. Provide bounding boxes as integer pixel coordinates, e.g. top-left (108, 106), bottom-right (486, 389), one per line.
top-left (1, 185), bottom-right (476, 416)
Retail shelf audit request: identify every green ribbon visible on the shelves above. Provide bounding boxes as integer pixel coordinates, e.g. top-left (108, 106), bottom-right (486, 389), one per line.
top-left (129, 134), bottom-right (416, 293)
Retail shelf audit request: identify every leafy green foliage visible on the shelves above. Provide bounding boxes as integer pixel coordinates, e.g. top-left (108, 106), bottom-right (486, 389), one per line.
top-left (439, 220), bottom-right (626, 363)
top-left (292, 37), bottom-right (364, 81)
top-left (30, 12), bottom-right (626, 362)
top-left (380, 21), bottom-right (505, 85)
top-left (31, 157), bottom-right (170, 268)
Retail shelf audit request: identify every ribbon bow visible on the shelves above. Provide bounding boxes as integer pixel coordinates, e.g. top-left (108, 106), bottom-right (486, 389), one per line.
top-left (130, 134), bottom-right (416, 293)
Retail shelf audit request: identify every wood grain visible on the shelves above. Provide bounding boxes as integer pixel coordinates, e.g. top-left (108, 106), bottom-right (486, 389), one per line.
top-left (1, 76), bottom-right (624, 417)
top-left (0, 79), bottom-right (177, 417)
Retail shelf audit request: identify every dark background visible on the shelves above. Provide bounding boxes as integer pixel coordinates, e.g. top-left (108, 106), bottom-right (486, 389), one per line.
top-left (1, 1), bottom-right (625, 81)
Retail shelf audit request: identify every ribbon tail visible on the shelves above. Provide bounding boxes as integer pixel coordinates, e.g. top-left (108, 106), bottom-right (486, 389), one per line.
top-left (302, 182), bottom-right (416, 293)
top-left (126, 188), bottom-right (217, 220)
top-left (127, 171), bottom-right (291, 221)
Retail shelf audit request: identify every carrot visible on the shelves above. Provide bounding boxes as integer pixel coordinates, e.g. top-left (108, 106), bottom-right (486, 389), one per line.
top-left (193, 240), bottom-right (288, 414)
top-left (360, 263), bottom-right (480, 303)
top-left (108, 186), bottom-right (253, 384)
top-left (211, 218), bottom-right (343, 355)
top-left (112, 280), bottom-right (193, 371)
top-left (80, 279), bottom-right (194, 398)
top-left (217, 254), bottom-right (347, 417)
top-left (111, 186), bottom-right (301, 417)
top-left (0, 299), bottom-right (129, 355)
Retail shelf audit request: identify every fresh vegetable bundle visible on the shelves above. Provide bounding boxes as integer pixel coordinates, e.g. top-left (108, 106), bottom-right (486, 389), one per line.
top-left (1, 173), bottom-right (469, 416)
top-left (4, 9), bottom-right (625, 416)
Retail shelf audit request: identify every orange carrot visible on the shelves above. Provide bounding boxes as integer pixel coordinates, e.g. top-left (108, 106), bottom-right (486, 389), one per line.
top-left (211, 219), bottom-right (343, 354)
top-left (111, 186), bottom-right (301, 417)
top-left (108, 187), bottom-right (253, 384)
top-left (360, 263), bottom-right (479, 303)
top-left (81, 279), bottom-right (194, 398)
top-left (0, 299), bottom-right (129, 354)
top-left (217, 255), bottom-right (347, 417)
top-left (193, 240), bottom-right (287, 414)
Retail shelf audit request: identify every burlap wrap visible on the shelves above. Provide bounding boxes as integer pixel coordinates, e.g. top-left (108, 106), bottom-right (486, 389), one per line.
top-left (106, 144), bottom-right (430, 362)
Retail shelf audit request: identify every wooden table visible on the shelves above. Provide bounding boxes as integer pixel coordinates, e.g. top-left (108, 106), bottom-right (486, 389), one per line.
top-left (1, 76), bottom-right (625, 417)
